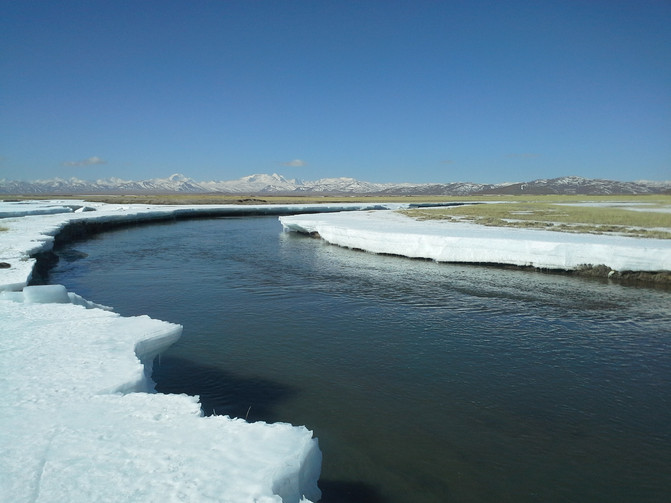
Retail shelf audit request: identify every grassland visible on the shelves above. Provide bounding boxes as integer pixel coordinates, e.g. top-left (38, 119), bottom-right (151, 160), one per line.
top-left (3, 192), bottom-right (670, 238)
top-left (400, 195), bottom-right (671, 239)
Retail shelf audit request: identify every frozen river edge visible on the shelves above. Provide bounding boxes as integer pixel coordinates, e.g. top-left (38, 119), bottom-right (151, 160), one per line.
top-left (280, 210), bottom-right (671, 283)
top-left (2, 200), bottom-right (670, 503)
top-left (3, 200), bottom-right (411, 503)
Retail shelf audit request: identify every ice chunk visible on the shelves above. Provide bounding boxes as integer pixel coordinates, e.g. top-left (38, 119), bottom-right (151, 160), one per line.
top-left (0, 285), bottom-right (111, 310)
top-left (22, 284), bottom-right (70, 303)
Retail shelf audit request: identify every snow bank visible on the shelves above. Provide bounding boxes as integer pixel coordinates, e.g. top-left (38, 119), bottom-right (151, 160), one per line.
top-left (0, 200), bottom-right (333, 503)
top-left (0, 199), bottom-right (408, 291)
top-left (279, 210), bottom-right (671, 272)
top-left (0, 297), bottom-right (321, 503)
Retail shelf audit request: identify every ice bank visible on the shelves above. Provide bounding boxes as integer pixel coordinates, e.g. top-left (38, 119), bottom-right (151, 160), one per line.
top-left (1, 200), bottom-right (329, 502)
top-left (279, 210), bottom-right (671, 273)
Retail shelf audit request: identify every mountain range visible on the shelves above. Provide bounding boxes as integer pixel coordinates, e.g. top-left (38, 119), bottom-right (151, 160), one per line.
top-left (1, 173), bottom-right (670, 196)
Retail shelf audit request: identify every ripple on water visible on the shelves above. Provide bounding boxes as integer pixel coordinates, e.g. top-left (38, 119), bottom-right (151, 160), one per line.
top-left (49, 216), bottom-right (671, 503)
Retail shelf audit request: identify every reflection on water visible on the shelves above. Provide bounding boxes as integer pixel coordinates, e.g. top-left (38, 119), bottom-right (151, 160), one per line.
top-left (49, 216), bottom-right (671, 503)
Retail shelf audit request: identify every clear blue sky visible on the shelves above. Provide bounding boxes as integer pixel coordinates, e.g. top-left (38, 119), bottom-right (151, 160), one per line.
top-left (2, 0), bottom-right (670, 184)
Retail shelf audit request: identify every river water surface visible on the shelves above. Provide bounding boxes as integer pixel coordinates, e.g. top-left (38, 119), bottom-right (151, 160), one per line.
top-left (48, 216), bottom-right (671, 503)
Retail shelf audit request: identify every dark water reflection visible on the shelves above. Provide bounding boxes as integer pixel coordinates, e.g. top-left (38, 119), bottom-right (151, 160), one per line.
top-left (49, 216), bottom-right (671, 503)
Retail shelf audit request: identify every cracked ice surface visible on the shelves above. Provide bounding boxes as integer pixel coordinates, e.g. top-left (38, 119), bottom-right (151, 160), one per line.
top-left (0, 200), bottom-right (332, 503)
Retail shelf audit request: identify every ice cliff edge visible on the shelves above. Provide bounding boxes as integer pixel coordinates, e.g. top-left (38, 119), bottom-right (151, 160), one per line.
top-left (0, 200), bottom-right (322, 503)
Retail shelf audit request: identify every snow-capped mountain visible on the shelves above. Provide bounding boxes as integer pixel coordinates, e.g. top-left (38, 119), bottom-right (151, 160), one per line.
top-left (1, 174), bottom-right (669, 196)
top-left (0, 174), bottom-right (206, 195)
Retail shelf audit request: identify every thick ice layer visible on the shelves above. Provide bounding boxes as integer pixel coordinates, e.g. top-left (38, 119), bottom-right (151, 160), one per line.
top-left (1, 200), bottom-right (329, 502)
top-left (0, 297), bottom-right (321, 502)
top-left (280, 210), bottom-right (671, 272)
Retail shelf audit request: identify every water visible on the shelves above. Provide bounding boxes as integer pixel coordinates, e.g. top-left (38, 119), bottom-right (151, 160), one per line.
top-left (48, 216), bottom-right (671, 502)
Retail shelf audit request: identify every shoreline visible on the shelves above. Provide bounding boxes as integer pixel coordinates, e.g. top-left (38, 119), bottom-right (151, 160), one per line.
top-left (1, 200), bottom-right (336, 502)
top-left (2, 198), bottom-right (670, 501)
top-left (3, 198), bottom-right (670, 291)
top-left (0, 199), bottom-right (410, 291)
top-left (280, 210), bottom-right (671, 288)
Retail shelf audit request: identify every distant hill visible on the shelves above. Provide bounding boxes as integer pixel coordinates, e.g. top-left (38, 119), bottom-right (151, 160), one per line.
top-left (1, 173), bottom-right (670, 196)
top-left (475, 176), bottom-right (671, 196)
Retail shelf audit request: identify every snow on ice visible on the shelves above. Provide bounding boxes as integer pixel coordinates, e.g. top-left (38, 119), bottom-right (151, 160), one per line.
top-left (1, 200), bottom-right (363, 503)
top-left (0, 297), bottom-right (321, 503)
top-left (280, 210), bottom-right (671, 272)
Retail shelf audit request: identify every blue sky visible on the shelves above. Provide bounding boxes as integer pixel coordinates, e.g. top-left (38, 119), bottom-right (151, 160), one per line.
top-left (2, 0), bottom-right (670, 184)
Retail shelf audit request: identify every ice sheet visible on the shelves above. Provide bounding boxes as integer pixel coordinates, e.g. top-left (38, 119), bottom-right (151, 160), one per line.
top-left (279, 210), bottom-right (671, 272)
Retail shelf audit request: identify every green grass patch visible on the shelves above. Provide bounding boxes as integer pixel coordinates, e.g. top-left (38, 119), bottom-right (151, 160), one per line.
top-left (401, 196), bottom-right (671, 239)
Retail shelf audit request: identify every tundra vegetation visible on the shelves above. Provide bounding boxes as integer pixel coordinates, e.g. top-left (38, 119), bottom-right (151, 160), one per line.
top-left (2, 193), bottom-right (670, 238)
top-left (400, 195), bottom-right (671, 239)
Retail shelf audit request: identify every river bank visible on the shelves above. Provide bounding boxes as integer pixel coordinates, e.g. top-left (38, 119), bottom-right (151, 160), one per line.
top-left (2, 198), bottom-right (670, 502)
top-left (1, 200), bottom-right (346, 503)
top-left (280, 209), bottom-right (671, 287)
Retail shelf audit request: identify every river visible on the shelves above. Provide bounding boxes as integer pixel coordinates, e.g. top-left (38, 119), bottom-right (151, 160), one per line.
top-left (47, 215), bottom-right (671, 503)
